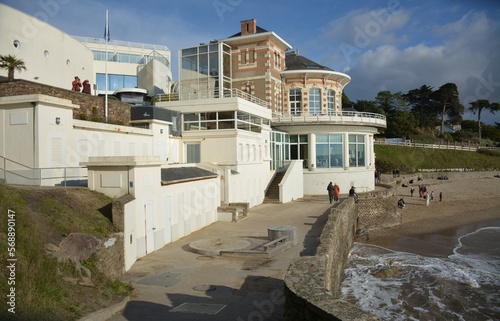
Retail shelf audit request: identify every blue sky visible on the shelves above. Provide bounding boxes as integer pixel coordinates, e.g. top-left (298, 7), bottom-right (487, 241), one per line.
top-left (2, 0), bottom-right (500, 125)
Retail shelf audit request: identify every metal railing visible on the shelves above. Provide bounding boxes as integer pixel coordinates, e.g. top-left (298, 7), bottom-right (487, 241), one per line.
top-left (0, 156), bottom-right (87, 187)
top-left (373, 140), bottom-right (500, 152)
top-left (272, 111), bottom-right (387, 128)
top-left (156, 88), bottom-right (268, 108)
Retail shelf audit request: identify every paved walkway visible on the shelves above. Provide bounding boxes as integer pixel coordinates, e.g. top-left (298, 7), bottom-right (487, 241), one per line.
top-left (107, 195), bottom-right (336, 321)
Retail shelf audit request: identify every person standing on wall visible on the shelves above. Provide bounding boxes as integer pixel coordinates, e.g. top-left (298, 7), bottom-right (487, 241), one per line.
top-left (333, 183), bottom-right (340, 202)
top-left (327, 182), bottom-right (334, 204)
top-left (82, 79), bottom-right (91, 94)
top-left (72, 76), bottom-right (82, 92)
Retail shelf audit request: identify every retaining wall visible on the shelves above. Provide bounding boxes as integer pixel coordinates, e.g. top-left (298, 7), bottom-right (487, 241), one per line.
top-left (283, 198), bottom-right (380, 321)
top-left (0, 79), bottom-right (131, 125)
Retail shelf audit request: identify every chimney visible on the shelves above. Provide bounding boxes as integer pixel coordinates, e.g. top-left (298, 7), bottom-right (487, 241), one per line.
top-left (241, 19), bottom-right (257, 35)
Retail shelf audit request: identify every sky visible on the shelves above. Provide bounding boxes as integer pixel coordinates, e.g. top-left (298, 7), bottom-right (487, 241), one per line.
top-left (2, 0), bottom-right (500, 125)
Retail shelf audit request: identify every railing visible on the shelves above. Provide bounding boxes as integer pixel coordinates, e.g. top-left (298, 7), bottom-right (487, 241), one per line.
top-left (272, 111), bottom-right (387, 128)
top-left (156, 88), bottom-right (268, 108)
top-left (373, 140), bottom-right (499, 152)
top-left (0, 156), bottom-right (87, 187)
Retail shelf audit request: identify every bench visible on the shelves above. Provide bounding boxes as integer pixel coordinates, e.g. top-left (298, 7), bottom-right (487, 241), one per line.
top-left (262, 236), bottom-right (288, 252)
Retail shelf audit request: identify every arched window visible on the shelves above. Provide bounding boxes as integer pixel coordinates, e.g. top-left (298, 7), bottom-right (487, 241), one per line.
top-left (309, 88), bottom-right (321, 115)
top-left (327, 90), bottom-right (335, 115)
top-left (289, 89), bottom-right (302, 116)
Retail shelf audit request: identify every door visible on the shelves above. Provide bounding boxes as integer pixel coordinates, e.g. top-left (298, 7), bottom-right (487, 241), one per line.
top-left (144, 201), bottom-right (154, 254)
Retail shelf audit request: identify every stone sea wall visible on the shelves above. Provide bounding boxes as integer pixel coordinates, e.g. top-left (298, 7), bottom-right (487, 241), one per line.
top-left (283, 197), bottom-right (380, 321)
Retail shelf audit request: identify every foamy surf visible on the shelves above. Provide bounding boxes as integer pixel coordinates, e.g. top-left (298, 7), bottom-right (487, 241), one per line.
top-left (341, 227), bottom-right (500, 321)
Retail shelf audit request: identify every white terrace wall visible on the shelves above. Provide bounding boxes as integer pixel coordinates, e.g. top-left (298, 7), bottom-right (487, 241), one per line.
top-left (87, 158), bottom-right (220, 271)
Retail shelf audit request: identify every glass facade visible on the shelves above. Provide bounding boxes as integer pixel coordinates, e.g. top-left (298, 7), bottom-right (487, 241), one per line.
top-left (182, 111), bottom-right (263, 133)
top-left (180, 43), bottom-right (231, 99)
top-left (316, 134), bottom-right (343, 168)
top-left (96, 73), bottom-right (137, 92)
top-left (349, 134), bottom-right (365, 167)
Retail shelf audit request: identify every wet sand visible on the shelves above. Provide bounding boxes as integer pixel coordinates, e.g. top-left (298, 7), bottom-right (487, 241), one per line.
top-left (364, 171), bottom-right (500, 255)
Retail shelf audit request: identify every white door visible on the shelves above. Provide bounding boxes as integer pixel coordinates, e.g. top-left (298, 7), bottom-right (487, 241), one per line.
top-left (163, 196), bottom-right (172, 244)
top-left (144, 201), bottom-right (154, 254)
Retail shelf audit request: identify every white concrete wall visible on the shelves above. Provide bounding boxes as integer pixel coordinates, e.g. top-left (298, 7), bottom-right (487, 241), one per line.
top-left (161, 177), bottom-right (220, 242)
top-left (280, 160), bottom-right (304, 203)
top-left (303, 168), bottom-right (375, 196)
top-left (0, 4), bottom-right (94, 90)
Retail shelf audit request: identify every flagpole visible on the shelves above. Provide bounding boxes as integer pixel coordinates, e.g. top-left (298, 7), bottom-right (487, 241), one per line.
top-left (105, 9), bottom-right (109, 122)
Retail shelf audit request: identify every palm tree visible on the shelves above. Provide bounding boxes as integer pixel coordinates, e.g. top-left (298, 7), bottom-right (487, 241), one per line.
top-left (0, 54), bottom-right (27, 80)
top-left (468, 99), bottom-right (500, 140)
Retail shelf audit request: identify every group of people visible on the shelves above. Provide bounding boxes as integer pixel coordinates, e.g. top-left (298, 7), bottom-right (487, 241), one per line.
top-left (71, 76), bottom-right (91, 94)
top-left (326, 182), bottom-right (358, 204)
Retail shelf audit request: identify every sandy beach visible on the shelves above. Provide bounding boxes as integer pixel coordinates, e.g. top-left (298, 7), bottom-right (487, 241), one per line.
top-left (365, 171), bottom-right (500, 249)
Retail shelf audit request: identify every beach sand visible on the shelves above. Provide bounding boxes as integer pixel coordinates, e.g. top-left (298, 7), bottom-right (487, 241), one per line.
top-left (364, 171), bottom-right (500, 253)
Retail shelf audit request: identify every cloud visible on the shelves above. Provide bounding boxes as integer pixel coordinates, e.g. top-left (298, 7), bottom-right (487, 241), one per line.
top-left (338, 10), bottom-right (500, 125)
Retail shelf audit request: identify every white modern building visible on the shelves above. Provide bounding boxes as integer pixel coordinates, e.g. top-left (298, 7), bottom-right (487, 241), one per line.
top-left (0, 4), bottom-right (172, 97)
top-left (0, 6), bottom-right (386, 270)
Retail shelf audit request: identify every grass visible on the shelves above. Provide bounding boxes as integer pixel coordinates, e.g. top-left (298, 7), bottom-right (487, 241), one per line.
top-left (374, 145), bottom-right (500, 173)
top-left (0, 185), bottom-right (132, 321)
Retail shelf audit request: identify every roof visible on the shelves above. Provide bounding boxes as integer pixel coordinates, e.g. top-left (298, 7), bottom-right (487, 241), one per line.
top-left (285, 51), bottom-right (333, 71)
top-left (161, 167), bottom-right (218, 185)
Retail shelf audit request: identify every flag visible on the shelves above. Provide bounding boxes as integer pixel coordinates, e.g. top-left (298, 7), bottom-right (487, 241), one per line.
top-left (104, 10), bottom-right (110, 42)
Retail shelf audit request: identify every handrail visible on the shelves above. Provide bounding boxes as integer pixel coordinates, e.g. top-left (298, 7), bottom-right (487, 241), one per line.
top-left (373, 140), bottom-right (500, 152)
top-left (0, 155), bottom-right (87, 187)
top-left (156, 88), bottom-right (268, 108)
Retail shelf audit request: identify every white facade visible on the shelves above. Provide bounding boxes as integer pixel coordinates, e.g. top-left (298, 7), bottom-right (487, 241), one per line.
top-left (84, 157), bottom-right (220, 270)
top-left (0, 4), bottom-right (94, 90)
top-left (0, 4), bottom-right (172, 97)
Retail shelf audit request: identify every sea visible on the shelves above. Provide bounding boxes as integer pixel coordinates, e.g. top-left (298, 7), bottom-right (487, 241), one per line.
top-left (341, 218), bottom-right (500, 321)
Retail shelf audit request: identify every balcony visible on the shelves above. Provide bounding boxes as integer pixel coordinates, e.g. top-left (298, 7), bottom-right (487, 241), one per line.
top-left (156, 88), bottom-right (268, 108)
top-left (272, 111), bottom-right (387, 128)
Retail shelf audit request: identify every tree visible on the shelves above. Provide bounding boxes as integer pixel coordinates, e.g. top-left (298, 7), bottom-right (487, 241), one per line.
top-left (404, 85), bottom-right (437, 128)
top-left (0, 54), bottom-right (26, 80)
top-left (433, 83), bottom-right (463, 135)
top-left (468, 99), bottom-right (500, 140)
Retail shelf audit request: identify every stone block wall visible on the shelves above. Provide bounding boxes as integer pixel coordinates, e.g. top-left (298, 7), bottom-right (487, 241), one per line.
top-left (94, 233), bottom-right (125, 279)
top-left (283, 198), bottom-right (380, 321)
top-left (356, 184), bottom-right (400, 233)
top-left (0, 79), bottom-right (131, 125)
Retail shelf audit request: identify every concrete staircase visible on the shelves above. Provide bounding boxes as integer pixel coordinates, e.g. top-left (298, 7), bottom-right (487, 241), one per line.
top-left (264, 170), bottom-right (286, 203)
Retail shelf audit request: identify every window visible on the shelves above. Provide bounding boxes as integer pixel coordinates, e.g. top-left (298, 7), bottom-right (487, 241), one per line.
top-left (349, 134), bottom-right (365, 167)
top-left (186, 144), bottom-right (200, 163)
top-left (96, 73), bottom-right (138, 92)
top-left (327, 90), bottom-right (335, 115)
top-left (316, 134), bottom-right (343, 168)
top-left (309, 88), bottom-right (321, 115)
top-left (289, 89), bottom-right (302, 115)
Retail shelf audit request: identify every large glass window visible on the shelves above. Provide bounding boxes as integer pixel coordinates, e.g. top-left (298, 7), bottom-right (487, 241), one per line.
top-left (327, 90), bottom-right (335, 115)
top-left (309, 88), bottom-right (321, 115)
top-left (289, 89), bottom-right (301, 115)
top-left (349, 134), bottom-right (365, 167)
top-left (316, 134), bottom-right (343, 168)
top-left (96, 73), bottom-right (137, 92)
top-left (289, 134), bottom-right (309, 168)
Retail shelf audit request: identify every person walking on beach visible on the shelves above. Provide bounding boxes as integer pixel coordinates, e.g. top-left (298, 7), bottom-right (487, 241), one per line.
top-left (410, 187), bottom-right (415, 197)
top-left (430, 191), bottom-right (434, 201)
top-left (333, 183), bottom-right (340, 202)
top-left (327, 182), bottom-right (334, 204)
top-left (439, 192), bottom-right (442, 202)
top-left (425, 191), bottom-right (430, 206)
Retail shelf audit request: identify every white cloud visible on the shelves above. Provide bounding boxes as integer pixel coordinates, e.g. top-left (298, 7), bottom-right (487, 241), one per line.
top-left (339, 10), bottom-right (500, 125)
